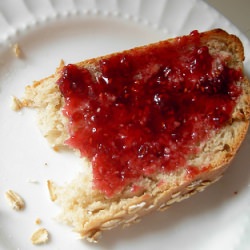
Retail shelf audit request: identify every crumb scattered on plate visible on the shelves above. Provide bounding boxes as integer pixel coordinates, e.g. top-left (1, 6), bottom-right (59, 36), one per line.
top-left (12, 43), bottom-right (22, 58)
top-left (5, 190), bottom-right (25, 211)
top-left (47, 180), bottom-right (57, 202)
top-left (35, 218), bottom-right (42, 225)
top-left (30, 228), bottom-right (49, 245)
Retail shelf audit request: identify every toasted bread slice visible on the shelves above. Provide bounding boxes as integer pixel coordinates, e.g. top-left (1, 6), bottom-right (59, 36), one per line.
top-left (20, 29), bottom-right (250, 242)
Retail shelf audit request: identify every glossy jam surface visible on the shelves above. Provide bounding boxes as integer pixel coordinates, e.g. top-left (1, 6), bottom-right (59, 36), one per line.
top-left (57, 31), bottom-right (242, 196)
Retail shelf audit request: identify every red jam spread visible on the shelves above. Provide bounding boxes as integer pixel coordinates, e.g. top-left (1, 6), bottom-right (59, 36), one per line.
top-left (57, 31), bottom-right (242, 197)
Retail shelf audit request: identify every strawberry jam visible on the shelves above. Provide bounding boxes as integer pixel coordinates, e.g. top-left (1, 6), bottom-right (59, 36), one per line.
top-left (57, 31), bottom-right (242, 197)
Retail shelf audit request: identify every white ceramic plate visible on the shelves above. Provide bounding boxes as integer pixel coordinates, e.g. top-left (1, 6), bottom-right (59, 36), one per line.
top-left (0, 0), bottom-right (249, 249)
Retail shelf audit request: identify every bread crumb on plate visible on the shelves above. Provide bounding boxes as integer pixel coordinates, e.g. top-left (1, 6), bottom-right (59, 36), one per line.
top-left (30, 228), bottom-right (49, 245)
top-left (5, 190), bottom-right (25, 211)
top-left (35, 218), bottom-right (42, 225)
top-left (12, 43), bottom-right (22, 58)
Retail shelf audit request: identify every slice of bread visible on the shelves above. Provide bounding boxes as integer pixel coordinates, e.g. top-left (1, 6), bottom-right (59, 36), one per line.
top-left (20, 29), bottom-right (250, 242)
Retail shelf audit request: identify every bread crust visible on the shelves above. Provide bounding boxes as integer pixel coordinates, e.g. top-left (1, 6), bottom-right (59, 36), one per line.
top-left (21, 29), bottom-right (250, 242)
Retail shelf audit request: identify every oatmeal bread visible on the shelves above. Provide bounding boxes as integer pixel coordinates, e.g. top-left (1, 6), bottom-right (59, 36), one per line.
top-left (20, 29), bottom-right (250, 242)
